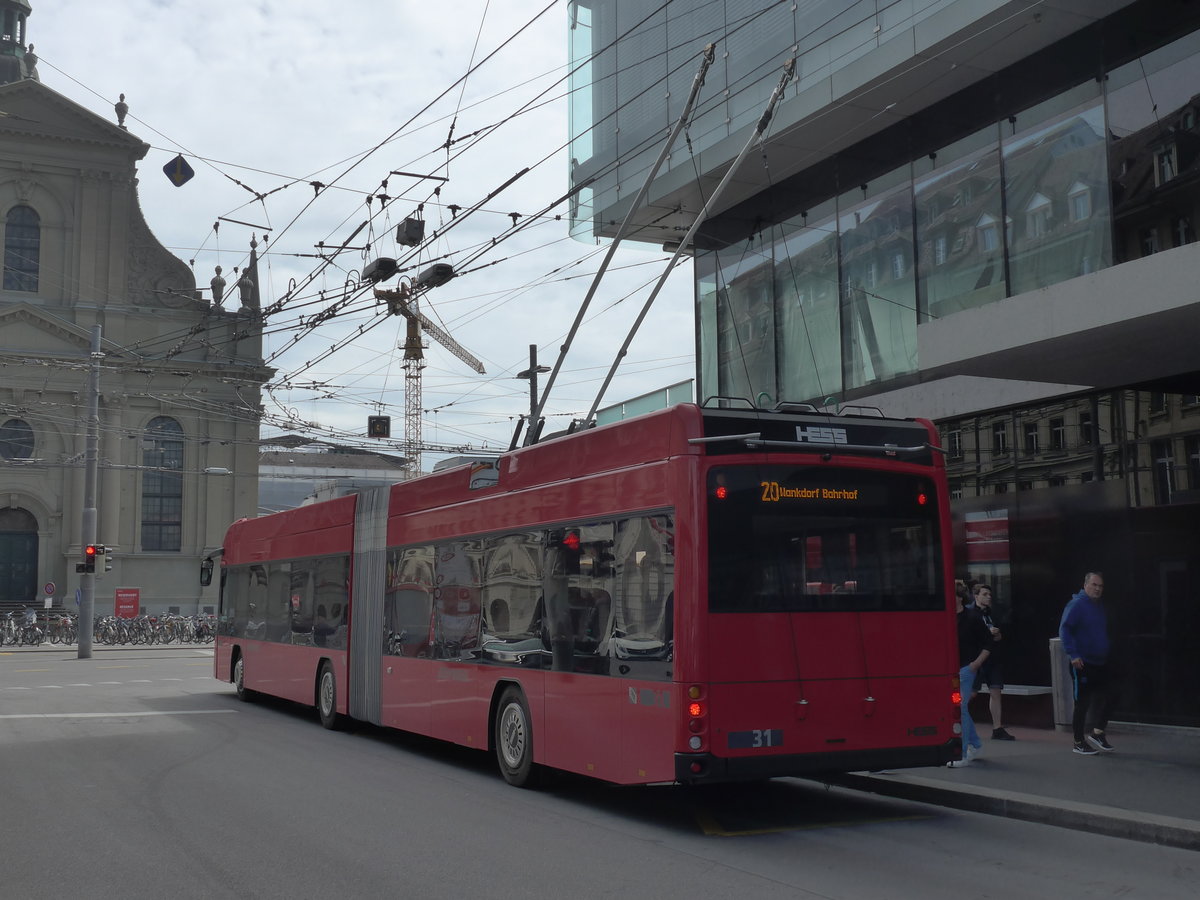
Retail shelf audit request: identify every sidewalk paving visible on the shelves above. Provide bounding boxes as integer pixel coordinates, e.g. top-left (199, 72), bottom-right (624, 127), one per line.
top-left (825, 723), bottom-right (1200, 851)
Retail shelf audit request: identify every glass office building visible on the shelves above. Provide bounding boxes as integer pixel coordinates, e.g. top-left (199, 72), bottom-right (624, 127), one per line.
top-left (569, 1), bottom-right (1200, 726)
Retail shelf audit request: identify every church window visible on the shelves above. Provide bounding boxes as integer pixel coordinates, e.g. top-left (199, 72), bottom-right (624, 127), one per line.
top-left (142, 417), bottom-right (184, 551)
top-left (4, 205), bottom-right (40, 292)
top-left (0, 418), bottom-right (34, 460)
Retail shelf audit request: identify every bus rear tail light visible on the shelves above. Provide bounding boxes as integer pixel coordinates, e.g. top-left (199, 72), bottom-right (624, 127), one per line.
top-left (951, 676), bottom-right (962, 719)
top-left (686, 686), bottom-right (707, 751)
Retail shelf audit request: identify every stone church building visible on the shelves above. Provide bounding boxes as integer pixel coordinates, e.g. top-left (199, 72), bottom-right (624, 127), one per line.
top-left (0, 1), bottom-right (269, 616)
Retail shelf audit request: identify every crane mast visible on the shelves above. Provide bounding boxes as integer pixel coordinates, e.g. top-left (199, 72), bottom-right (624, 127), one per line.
top-left (376, 285), bottom-right (486, 476)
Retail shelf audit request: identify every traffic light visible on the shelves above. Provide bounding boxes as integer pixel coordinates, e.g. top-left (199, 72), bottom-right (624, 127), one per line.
top-left (83, 544), bottom-right (97, 573)
top-left (96, 545), bottom-right (113, 578)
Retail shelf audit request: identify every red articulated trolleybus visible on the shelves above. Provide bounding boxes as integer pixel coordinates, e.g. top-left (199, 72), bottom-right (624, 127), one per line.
top-left (213, 402), bottom-right (962, 786)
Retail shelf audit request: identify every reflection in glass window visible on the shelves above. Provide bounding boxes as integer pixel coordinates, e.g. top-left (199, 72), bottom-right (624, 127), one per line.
top-left (287, 565), bottom-right (314, 644)
top-left (432, 540), bottom-right (481, 659)
top-left (265, 561), bottom-right (293, 643)
top-left (1069, 184), bottom-right (1092, 222)
top-left (1152, 439), bottom-right (1174, 504)
top-left (1155, 147), bottom-right (1177, 185)
top-left (482, 532), bottom-right (543, 639)
top-left (915, 126), bottom-right (1005, 319)
top-left (384, 546), bottom-right (435, 657)
top-left (223, 563), bottom-right (268, 638)
top-left (1106, 31), bottom-right (1200, 262)
top-left (775, 202), bottom-right (840, 404)
top-left (1050, 417), bottom-right (1066, 450)
top-left (544, 522), bottom-right (619, 673)
top-left (713, 245), bottom-right (776, 404)
top-left (1004, 88), bottom-right (1111, 295)
top-left (1186, 436), bottom-right (1200, 490)
top-left (612, 515), bottom-right (673, 667)
top-left (839, 169), bottom-right (917, 391)
top-left (314, 556), bottom-right (349, 649)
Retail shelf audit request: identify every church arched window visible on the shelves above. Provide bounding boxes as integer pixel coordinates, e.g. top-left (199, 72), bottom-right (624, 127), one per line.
top-left (4, 205), bottom-right (40, 292)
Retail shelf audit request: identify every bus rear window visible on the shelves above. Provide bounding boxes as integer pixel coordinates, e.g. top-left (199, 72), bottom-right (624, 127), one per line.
top-left (707, 466), bottom-right (943, 613)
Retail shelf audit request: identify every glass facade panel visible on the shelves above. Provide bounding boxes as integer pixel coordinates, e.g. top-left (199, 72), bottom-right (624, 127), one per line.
top-left (915, 125), bottom-right (1005, 319)
top-left (696, 253), bottom-right (719, 402)
top-left (711, 238), bottom-right (775, 404)
top-left (725, 1), bottom-right (794, 135)
top-left (1106, 30), bottom-right (1200, 262)
top-left (1002, 85), bottom-right (1111, 294)
top-left (775, 201), bottom-right (840, 404)
top-left (613, 4), bottom-right (668, 208)
top-left (838, 167), bottom-right (917, 389)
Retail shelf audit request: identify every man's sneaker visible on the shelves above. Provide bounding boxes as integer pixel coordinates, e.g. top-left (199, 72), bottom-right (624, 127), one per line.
top-left (946, 758), bottom-right (971, 768)
top-left (966, 743), bottom-right (982, 760)
top-left (1086, 733), bottom-right (1115, 752)
top-left (1073, 741), bottom-right (1099, 755)
top-left (992, 727), bottom-right (1016, 741)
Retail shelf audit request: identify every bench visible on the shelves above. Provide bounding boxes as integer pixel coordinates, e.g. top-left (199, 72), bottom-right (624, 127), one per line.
top-left (980, 684), bottom-right (1052, 696)
top-left (973, 684), bottom-right (1054, 728)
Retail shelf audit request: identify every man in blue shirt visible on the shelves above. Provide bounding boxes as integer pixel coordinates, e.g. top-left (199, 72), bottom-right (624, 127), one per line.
top-left (1059, 572), bottom-right (1114, 754)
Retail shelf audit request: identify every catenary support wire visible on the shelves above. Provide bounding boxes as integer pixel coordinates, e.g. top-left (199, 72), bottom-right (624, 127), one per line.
top-left (583, 58), bottom-right (796, 428)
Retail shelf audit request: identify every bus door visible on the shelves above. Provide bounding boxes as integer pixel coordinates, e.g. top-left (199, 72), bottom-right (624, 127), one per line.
top-left (381, 547), bottom-right (436, 734)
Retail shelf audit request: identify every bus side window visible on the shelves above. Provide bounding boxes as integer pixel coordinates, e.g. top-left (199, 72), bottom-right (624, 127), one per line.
top-left (611, 515), bottom-right (675, 679)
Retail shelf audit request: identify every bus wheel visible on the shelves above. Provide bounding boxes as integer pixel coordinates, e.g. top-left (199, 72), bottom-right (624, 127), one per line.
top-left (233, 654), bottom-right (254, 702)
top-left (494, 685), bottom-right (537, 787)
top-left (317, 662), bottom-right (342, 730)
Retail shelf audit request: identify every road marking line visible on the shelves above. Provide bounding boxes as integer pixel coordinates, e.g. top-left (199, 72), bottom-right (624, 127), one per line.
top-left (128, 679), bottom-right (153, 683)
top-left (0, 710), bottom-right (238, 720)
top-left (67, 684), bottom-right (93, 687)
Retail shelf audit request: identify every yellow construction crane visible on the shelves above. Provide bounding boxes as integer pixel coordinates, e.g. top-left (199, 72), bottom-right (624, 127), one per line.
top-left (375, 283), bottom-right (486, 476)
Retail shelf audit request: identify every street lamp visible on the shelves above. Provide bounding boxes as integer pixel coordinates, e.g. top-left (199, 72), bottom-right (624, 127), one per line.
top-left (516, 344), bottom-right (549, 427)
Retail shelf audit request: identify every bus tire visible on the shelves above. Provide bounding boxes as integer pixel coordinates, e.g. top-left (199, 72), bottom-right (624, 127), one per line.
top-left (317, 662), bottom-right (342, 730)
top-left (233, 653), bottom-right (255, 702)
top-left (494, 685), bottom-right (537, 787)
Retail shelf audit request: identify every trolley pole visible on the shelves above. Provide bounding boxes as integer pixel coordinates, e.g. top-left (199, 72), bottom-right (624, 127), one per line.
top-left (77, 325), bottom-right (102, 659)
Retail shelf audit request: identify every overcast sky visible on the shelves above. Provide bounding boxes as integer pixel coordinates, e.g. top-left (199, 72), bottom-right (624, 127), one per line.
top-left (30, 1), bottom-right (697, 466)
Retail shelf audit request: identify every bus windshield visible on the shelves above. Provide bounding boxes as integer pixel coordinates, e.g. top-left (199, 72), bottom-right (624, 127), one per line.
top-left (707, 465), bottom-right (944, 613)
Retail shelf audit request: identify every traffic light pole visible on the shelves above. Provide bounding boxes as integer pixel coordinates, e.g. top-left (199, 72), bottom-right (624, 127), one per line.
top-left (77, 325), bottom-right (101, 659)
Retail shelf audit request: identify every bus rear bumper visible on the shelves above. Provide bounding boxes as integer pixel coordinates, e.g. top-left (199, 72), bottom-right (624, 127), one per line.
top-left (674, 740), bottom-right (961, 784)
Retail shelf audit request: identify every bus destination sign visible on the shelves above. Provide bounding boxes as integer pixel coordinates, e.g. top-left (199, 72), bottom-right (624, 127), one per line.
top-left (759, 481), bottom-right (876, 504)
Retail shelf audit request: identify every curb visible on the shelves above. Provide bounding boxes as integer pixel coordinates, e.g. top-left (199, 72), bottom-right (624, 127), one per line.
top-left (1, 644), bottom-right (213, 653)
top-left (823, 772), bottom-right (1200, 852)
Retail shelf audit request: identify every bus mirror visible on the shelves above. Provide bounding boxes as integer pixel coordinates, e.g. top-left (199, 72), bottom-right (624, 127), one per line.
top-left (200, 557), bottom-right (214, 587)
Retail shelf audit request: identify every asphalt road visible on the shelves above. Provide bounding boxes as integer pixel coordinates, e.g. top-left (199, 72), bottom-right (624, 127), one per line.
top-left (2, 648), bottom-right (1196, 899)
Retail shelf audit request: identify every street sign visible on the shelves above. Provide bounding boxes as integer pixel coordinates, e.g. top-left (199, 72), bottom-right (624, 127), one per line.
top-left (115, 587), bottom-right (140, 619)
top-left (163, 154), bottom-right (195, 187)
top-left (44, 581), bottom-right (55, 595)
